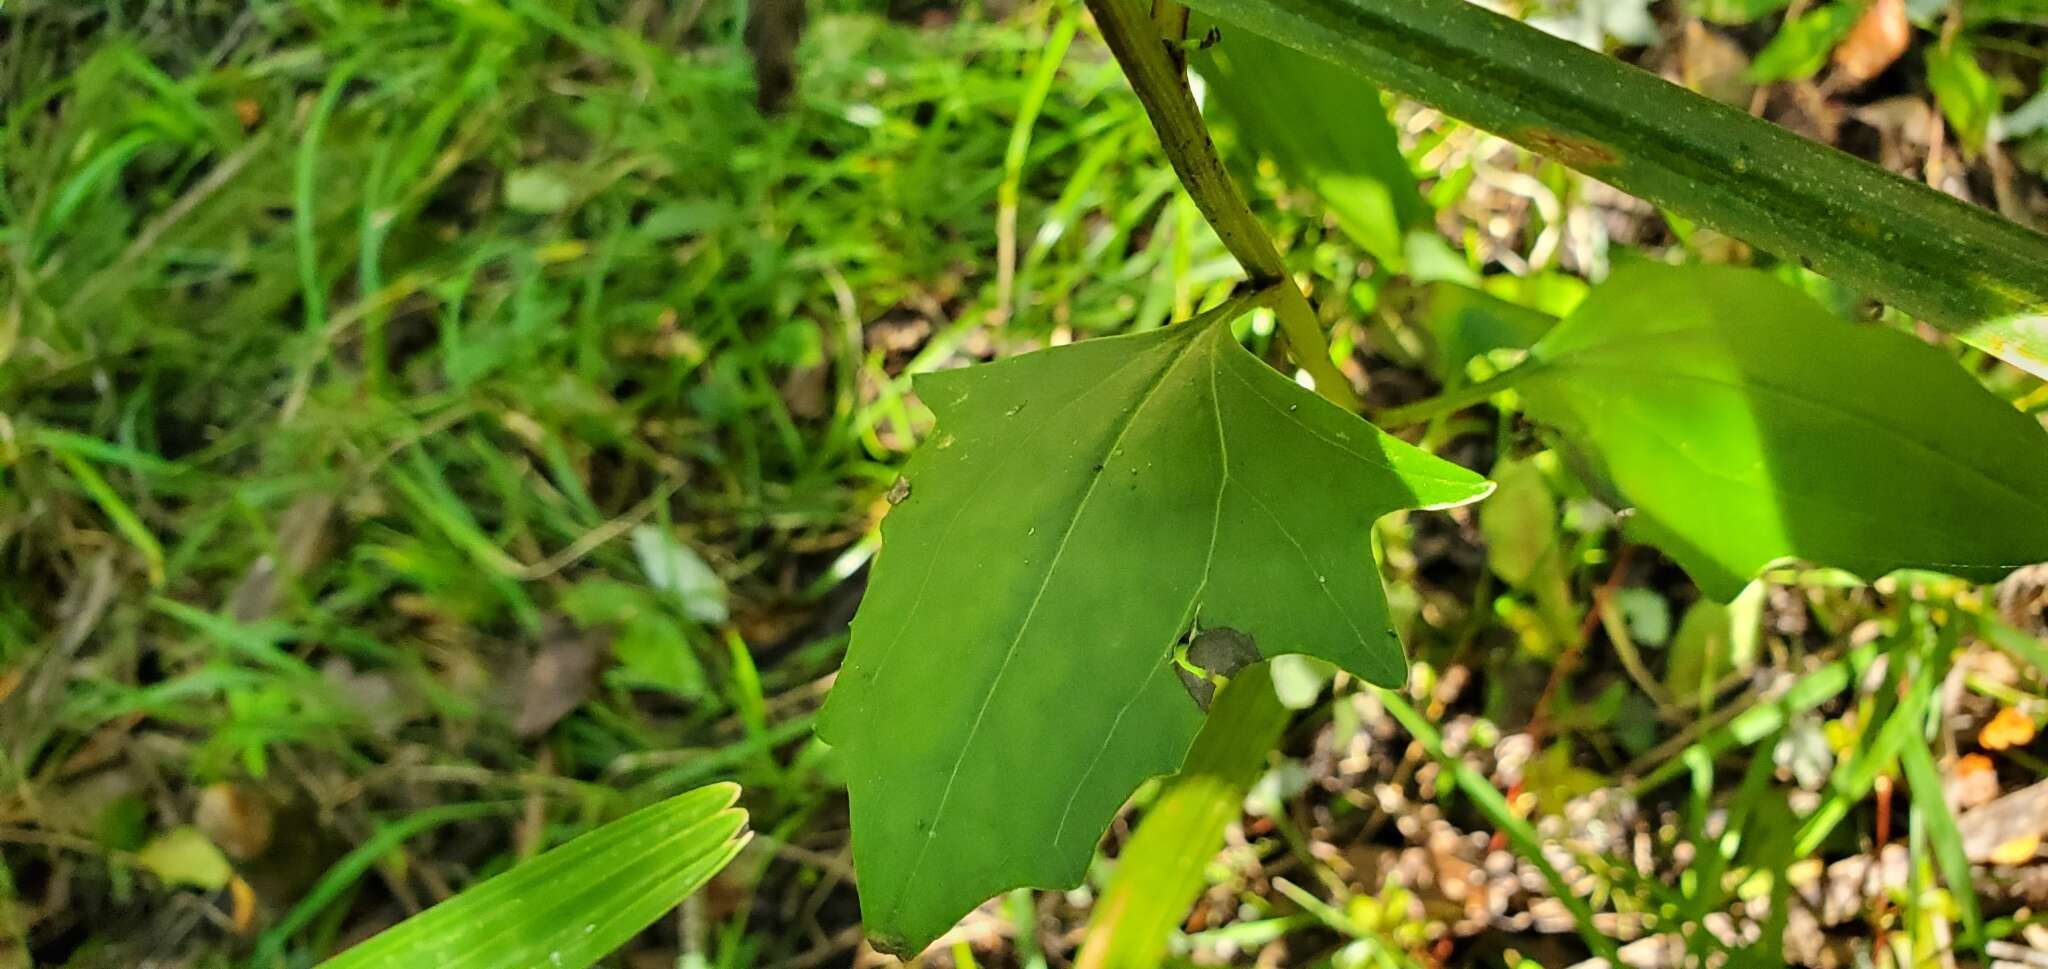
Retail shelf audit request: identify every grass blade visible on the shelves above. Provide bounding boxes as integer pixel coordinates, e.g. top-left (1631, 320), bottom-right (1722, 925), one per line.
top-left (1075, 665), bottom-right (1289, 969)
top-left (308, 783), bottom-right (749, 969)
top-left (1898, 734), bottom-right (1983, 954)
top-left (1379, 690), bottom-right (1621, 964)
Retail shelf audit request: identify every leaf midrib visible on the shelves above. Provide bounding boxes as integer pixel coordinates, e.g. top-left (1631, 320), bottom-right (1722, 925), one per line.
top-left (878, 326), bottom-right (1215, 922)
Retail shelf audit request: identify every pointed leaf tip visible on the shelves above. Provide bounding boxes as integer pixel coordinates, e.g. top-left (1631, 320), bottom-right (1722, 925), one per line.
top-left (823, 306), bottom-right (1487, 950)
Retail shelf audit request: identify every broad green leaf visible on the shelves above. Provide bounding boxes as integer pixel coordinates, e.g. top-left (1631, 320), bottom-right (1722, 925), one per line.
top-left (1190, 23), bottom-right (1424, 268)
top-left (609, 612), bottom-right (710, 698)
top-left (819, 298), bottom-right (1489, 953)
top-left (1927, 40), bottom-right (1998, 155)
top-left (1746, 2), bottom-right (1861, 82)
top-left (1178, 0), bottom-right (2048, 376)
top-left (1514, 263), bottom-right (2048, 600)
top-left (1419, 283), bottom-right (1558, 382)
top-left (315, 783), bottom-right (749, 969)
top-left (1480, 457), bottom-right (1578, 647)
top-left (1664, 583), bottom-right (1764, 705)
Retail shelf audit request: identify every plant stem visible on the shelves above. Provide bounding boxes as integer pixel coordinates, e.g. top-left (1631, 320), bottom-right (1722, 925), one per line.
top-left (1178, 0), bottom-right (2048, 378)
top-left (1073, 665), bottom-right (1288, 969)
top-left (1064, 6), bottom-right (1364, 961)
top-left (1084, 0), bottom-right (1360, 412)
top-left (1373, 366), bottom-right (1534, 428)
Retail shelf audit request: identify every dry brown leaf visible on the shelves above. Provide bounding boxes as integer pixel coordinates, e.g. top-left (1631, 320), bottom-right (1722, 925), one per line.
top-left (781, 365), bottom-right (830, 420)
top-left (2000, 563), bottom-right (2048, 637)
top-left (1831, 0), bottom-right (1909, 86)
top-left (197, 783), bottom-right (275, 861)
top-left (1981, 707), bottom-right (2037, 750)
top-left (227, 494), bottom-right (335, 622)
top-left (514, 625), bottom-right (603, 738)
top-left (1681, 22), bottom-right (1753, 105)
top-left (1961, 778), bottom-right (2048, 862)
top-left (1949, 752), bottom-right (2001, 810)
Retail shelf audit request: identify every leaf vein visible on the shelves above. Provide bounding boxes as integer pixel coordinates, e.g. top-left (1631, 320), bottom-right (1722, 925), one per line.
top-left (881, 331), bottom-right (1213, 918)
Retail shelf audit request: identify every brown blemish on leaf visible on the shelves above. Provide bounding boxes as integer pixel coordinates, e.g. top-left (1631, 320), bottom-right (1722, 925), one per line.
top-left (1175, 626), bottom-right (1261, 711)
top-left (1518, 128), bottom-right (1620, 170)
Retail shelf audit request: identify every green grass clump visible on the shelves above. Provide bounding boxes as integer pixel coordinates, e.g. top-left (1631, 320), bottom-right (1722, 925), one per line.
top-left (0, 2), bottom-right (1216, 962)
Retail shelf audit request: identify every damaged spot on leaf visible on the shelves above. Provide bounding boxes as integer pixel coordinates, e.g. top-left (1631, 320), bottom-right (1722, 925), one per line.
top-left (1174, 626), bottom-right (1262, 711)
top-left (1518, 128), bottom-right (1620, 170)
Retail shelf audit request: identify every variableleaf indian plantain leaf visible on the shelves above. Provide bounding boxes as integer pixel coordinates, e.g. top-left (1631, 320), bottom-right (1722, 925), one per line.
top-left (818, 297), bottom-right (1490, 953)
top-left (1179, 0), bottom-right (2048, 376)
top-left (1190, 22), bottom-right (1424, 268)
top-left (1516, 263), bottom-right (2048, 601)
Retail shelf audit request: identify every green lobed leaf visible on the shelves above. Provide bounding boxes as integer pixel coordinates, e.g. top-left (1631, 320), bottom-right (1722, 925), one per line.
top-left (1178, 0), bottom-right (2048, 377)
top-left (314, 783), bottom-right (750, 969)
top-left (1190, 23), bottom-right (1424, 268)
top-left (1514, 263), bottom-right (2048, 600)
top-left (819, 296), bottom-right (1490, 952)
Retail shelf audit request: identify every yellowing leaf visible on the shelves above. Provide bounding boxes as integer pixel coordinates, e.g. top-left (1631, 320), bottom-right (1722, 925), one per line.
top-left (819, 296), bottom-right (1490, 952)
top-left (1523, 742), bottom-right (1608, 816)
top-left (1990, 832), bottom-right (2040, 865)
top-left (138, 826), bottom-right (233, 892)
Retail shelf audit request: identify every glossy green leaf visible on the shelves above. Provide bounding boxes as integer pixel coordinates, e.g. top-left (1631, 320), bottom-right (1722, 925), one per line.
top-left (1664, 583), bottom-right (1764, 706)
top-left (1514, 263), bottom-right (2048, 600)
top-left (1191, 24), bottom-right (1423, 267)
top-left (314, 783), bottom-right (749, 969)
top-left (1419, 283), bottom-right (1558, 382)
top-left (1926, 40), bottom-right (1998, 155)
top-left (1481, 456), bottom-right (1578, 646)
top-left (1746, 2), bottom-right (1860, 82)
top-left (1177, 0), bottom-right (2048, 377)
top-left (819, 297), bottom-right (1490, 953)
